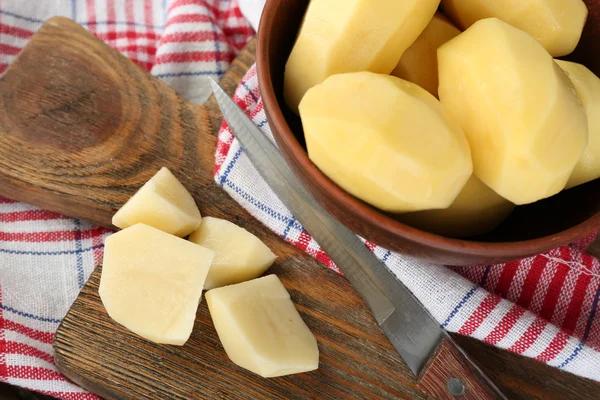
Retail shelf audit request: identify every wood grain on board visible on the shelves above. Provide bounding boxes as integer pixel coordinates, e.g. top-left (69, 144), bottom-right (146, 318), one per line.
top-left (0, 16), bottom-right (597, 400)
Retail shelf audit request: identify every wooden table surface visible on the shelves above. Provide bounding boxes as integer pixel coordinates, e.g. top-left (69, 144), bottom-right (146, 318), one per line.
top-left (3, 30), bottom-right (600, 399)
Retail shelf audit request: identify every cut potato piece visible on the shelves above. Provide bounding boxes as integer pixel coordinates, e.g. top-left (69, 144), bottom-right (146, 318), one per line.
top-left (556, 61), bottom-right (600, 189)
top-left (284, 0), bottom-right (440, 114)
top-left (99, 224), bottom-right (214, 345)
top-left (299, 72), bottom-right (472, 213)
top-left (438, 19), bottom-right (588, 205)
top-left (441, 0), bottom-right (588, 57)
top-left (188, 217), bottom-right (276, 289)
top-left (206, 275), bottom-right (319, 377)
top-left (399, 176), bottom-right (515, 237)
top-left (391, 12), bottom-right (461, 97)
top-left (112, 167), bottom-right (202, 237)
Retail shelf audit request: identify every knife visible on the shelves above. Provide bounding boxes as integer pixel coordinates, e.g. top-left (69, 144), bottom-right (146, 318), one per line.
top-left (210, 79), bottom-right (507, 400)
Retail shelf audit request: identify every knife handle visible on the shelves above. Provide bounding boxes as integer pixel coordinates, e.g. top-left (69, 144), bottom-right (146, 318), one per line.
top-left (418, 335), bottom-right (507, 400)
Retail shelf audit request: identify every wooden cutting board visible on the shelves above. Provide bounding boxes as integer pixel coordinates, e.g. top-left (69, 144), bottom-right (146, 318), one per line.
top-left (1, 17), bottom-right (600, 400)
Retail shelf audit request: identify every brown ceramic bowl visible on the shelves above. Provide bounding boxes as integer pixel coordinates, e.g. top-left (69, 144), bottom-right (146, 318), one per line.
top-left (257, 0), bottom-right (600, 265)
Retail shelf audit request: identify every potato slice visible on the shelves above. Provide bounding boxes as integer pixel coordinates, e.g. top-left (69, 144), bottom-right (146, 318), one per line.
top-left (299, 72), bottom-right (472, 213)
top-left (391, 12), bottom-right (461, 97)
top-left (206, 275), bottom-right (318, 378)
top-left (99, 224), bottom-right (214, 345)
top-left (399, 176), bottom-right (515, 237)
top-left (188, 217), bottom-right (276, 289)
top-left (556, 61), bottom-right (600, 189)
top-left (284, 0), bottom-right (440, 114)
top-left (438, 19), bottom-right (588, 205)
top-left (441, 0), bottom-right (588, 57)
top-left (112, 167), bottom-right (202, 237)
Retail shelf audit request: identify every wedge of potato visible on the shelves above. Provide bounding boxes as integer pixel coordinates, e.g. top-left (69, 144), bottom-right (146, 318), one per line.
top-left (206, 275), bottom-right (319, 378)
top-left (441, 0), bottom-right (588, 57)
top-left (189, 217), bottom-right (276, 289)
top-left (391, 12), bottom-right (461, 97)
top-left (556, 61), bottom-right (600, 189)
top-left (399, 176), bottom-right (515, 237)
top-left (300, 72), bottom-right (472, 213)
top-left (112, 167), bottom-right (202, 237)
top-left (284, 0), bottom-right (440, 114)
top-left (438, 18), bottom-right (588, 205)
top-left (99, 224), bottom-right (214, 345)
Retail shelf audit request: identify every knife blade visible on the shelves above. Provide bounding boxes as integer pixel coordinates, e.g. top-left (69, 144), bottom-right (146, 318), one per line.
top-left (210, 79), bottom-right (506, 399)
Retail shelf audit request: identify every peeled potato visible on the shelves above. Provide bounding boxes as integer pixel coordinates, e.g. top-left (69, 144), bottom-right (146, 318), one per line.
top-left (441, 0), bottom-right (588, 57)
top-left (391, 12), bottom-right (461, 97)
top-left (438, 18), bottom-right (588, 205)
top-left (99, 224), bottom-right (214, 345)
top-left (399, 176), bottom-right (515, 237)
top-left (299, 72), bottom-right (472, 213)
top-left (188, 217), bottom-right (276, 289)
top-left (206, 275), bottom-right (319, 378)
top-left (556, 61), bottom-right (600, 189)
top-left (284, 0), bottom-right (440, 114)
top-left (112, 167), bottom-right (202, 237)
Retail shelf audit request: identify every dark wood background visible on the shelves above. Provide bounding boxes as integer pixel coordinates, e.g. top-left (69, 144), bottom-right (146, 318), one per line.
top-left (0, 383), bottom-right (57, 400)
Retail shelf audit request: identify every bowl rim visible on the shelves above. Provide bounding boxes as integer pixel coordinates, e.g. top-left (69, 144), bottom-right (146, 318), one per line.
top-left (256, 0), bottom-right (600, 259)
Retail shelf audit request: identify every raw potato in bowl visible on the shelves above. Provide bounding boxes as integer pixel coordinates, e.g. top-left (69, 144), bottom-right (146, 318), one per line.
top-left (399, 176), bottom-right (515, 238)
top-left (391, 12), bottom-right (461, 97)
top-left (284, 0), bottom-right (440, 114)
top-left (441, 0), bottom-right (588, 57)
top-left (556, 60), bottom-right (600, 189)
top-left (299, 72), bottom-right (472, 213)
top-left (438, 18), bottom-right (588, 205)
